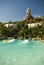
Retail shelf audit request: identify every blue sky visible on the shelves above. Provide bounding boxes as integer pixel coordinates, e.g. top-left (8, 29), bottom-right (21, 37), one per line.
top-left (0, 0), bottom-right (44, 22)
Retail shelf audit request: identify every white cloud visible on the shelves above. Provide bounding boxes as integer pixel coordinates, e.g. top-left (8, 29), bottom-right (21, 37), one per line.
top-left (33, 15), bottom-right (41, 18)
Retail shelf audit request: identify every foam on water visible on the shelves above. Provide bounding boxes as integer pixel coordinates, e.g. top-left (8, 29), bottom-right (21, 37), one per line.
top-left (19, 40), bottom-right (29, 45)
top-left (3, 39), bottom-right (15, 43)
top-left (0, 40), bottom-right (44, 65)
top-left (8, 39), bottom-right (15, 43)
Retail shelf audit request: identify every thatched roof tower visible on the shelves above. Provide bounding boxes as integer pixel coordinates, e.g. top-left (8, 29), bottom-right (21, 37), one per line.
top-left (24, 8), bottom-right (34, 21)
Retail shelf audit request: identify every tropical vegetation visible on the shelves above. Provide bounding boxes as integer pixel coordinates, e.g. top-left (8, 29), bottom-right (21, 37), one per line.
top-left (0, 16), bottom-right (44, 40)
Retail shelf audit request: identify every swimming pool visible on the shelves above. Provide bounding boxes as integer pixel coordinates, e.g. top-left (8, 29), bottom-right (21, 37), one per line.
top-left (0, 40), bottom-right (44, 65)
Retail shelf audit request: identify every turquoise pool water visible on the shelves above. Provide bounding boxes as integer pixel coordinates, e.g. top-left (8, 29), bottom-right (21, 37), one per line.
top-left (0, 40), bottom-right (44, 65)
